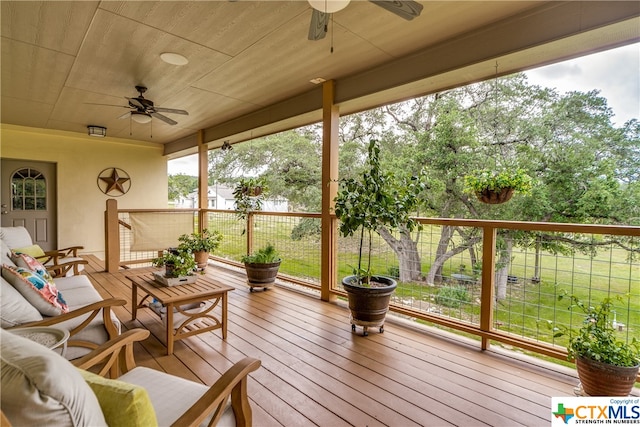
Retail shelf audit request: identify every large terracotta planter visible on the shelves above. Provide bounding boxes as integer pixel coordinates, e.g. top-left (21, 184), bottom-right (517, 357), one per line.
top-left (576, 355), bottom-right (640, 396)
top-left (343, 275), bottom-right (397, 336)
top-left (245, 261), bottom-right (281, 292)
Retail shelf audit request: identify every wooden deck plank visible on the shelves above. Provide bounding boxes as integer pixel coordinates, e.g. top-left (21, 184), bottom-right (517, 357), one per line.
top-left (81, 255), bottom-right (633, 427)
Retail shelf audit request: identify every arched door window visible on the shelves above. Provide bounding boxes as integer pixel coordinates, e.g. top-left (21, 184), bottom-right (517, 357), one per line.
top-left (11, 168), bottom-right (46, 211)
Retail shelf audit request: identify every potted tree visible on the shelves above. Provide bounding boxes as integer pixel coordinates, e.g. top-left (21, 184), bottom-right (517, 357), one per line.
top-left (151, 247), bottom-right (197, 286)
top-left (463, 168), bottom-right (533, 204)
top-left (333, 139), bottom-right (423, 336)
top-left (177, 229), bottom-right (223, 269)
top-left (241, 244), bottom-right (281, 292)
top-left (551, 293), bottom-right (640, 396)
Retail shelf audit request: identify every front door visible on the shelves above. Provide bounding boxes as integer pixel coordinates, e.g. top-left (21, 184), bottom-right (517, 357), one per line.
top-left (1, 159), bottom-right (57, 251)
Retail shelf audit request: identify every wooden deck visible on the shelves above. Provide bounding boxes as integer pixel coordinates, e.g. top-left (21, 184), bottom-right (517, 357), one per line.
top-left (84, 255), bottom-right (589, 427)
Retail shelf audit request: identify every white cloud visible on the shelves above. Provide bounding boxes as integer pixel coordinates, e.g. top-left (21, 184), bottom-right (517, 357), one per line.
top-left (526, 43), bottom-right (639, 125)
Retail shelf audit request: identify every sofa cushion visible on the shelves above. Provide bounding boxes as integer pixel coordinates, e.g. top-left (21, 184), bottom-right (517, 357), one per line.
top-left (118, 366), bottom-right (235, 427)
top-left (2, 265), bottom-right (68, 316)
top-left (12, 243), bottom-right (46, 259)
top-left (0, 274), bottom-right (43, 327)
top-left (0, 329), bottom-right (107, 427)
top-left (1, 239), bottom-right (16, 267)
top-left (78, 369), bottom-right (157, 427)
top-left (0, 226), bottom-right (33, 250)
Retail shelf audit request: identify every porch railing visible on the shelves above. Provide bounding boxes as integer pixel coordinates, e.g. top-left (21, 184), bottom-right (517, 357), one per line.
top-left (104, 199), bottom-right (640, 364)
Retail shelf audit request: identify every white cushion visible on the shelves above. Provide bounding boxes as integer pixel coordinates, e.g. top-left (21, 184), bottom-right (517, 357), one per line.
top-left (119, 366), bottom-right (235, 427)
top-left (1, 239), bottom-right (16, 267)
top-left (0, 226), bottom-right (34, 249)
top-left (0, 328), bottom-right (107, 427)
top-left (0, 274), bottom-right (43, 327)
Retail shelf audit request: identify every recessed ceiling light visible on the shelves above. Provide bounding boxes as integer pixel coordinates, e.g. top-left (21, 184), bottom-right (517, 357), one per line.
top-left (310, 77), bottom-right (326, 84)
top-left (160, 52), bottom-right (188, 66)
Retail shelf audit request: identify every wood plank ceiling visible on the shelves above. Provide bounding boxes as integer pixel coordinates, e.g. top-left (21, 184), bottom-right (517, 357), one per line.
top-left (1, 1), bottom-right (638, 157)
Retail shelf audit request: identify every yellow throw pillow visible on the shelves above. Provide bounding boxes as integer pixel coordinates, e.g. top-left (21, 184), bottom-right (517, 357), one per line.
top-left (12, 244), bottom-right (46, 259)
top-left (78, 369), bottom-right (158, 427)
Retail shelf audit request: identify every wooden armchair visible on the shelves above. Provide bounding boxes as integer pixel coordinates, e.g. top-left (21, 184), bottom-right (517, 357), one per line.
top-left (73, 329), bottom-right (262, 427)
top-left (1, 328), bottom-right (261, 427)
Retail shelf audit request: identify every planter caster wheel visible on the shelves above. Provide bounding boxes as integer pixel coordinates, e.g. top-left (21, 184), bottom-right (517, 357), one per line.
top-left (362, 326), bottom-right (369, 336)
top-left (249, 287), bottom-right (254, 292)
top-left (379, 325), bottom-right (384, 333)
top-left (351, 324), bottom-right (356, 332)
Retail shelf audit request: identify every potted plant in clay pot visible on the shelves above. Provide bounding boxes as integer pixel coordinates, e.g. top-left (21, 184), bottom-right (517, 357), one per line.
top-left (177, 229), bottom-right (223, 269)
top-left (463, 168), bottom-right (533, 204)
top-left (549, 292), bottom-right (640, 396)
top-left (151, 247), bottom-right (197, 286)
top-left (333, 139), bottom-right (423, 336)
top-left (241, 243), bottom-right (281, 292)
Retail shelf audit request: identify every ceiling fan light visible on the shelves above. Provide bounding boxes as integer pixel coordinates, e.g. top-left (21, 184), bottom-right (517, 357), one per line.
top-left (131, 112), bottom-right (152, 124)
top-left (87, 125), bottom-right (107, 137)
top-left (308, 0), bottom-right (350, 13)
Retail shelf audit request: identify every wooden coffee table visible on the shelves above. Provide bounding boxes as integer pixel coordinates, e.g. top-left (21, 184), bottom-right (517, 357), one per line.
top-left (128, 273), bottom-right (234, 355)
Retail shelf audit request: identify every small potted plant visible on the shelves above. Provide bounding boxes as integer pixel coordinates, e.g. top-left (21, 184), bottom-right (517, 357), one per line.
top-left (549, 292), bottom-right (640, 396)
top-left (333, 139), bottom-right (422, 335)
top-left (152, 247), bottom-right (197, 285)
top-left (463, 168), bottom-right (533, 204)
top-left (241, 244), bottom-right (281, 292)
top-left (177, 229), bottom-right (222, 269)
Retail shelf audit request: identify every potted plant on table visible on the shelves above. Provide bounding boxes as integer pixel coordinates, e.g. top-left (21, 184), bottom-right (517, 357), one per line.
top-left (463, 168), bottom-right (533, 204)
top-left (333, 139), bottom-right (423, 336)
top-left (177, 229), bottom-right (223, 269)
top-left (152, 247), bottom-right (197, 285)
top-left (550, 293), bottom-right (640, 396)
top-left (241, 244), bottom-right (281, 292)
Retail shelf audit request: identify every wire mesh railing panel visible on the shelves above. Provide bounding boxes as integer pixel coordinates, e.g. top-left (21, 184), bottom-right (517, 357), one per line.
top-left (251, 214), bottom-right (321, 287)
top-left (205, 210), bottom-right (246, 262)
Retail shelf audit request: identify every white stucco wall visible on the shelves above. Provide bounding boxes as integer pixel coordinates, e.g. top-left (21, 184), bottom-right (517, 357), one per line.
top-left (1, 124), bottom-right (168, 258)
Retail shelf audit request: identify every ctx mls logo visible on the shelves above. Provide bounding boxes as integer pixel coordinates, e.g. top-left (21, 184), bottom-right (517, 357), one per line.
top-left (553, 403), bottom-right (575, 424)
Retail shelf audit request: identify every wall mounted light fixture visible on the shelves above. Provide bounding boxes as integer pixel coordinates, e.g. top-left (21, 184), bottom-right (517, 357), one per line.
top-left (87, 125), bottom-right (107, 137)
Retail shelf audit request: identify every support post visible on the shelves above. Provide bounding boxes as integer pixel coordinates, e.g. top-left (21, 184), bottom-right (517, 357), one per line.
top-left (480, 226), bottom-right (497, 350)
top-left (198, 129), bottom-right (209, 232)
top-left (320, 80), bottom-right (339, 302)
top-left (104, 199), bottom-right (120, 272)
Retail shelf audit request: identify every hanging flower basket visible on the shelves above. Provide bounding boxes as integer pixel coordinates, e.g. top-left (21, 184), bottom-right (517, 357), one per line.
top-left (475, 187), bottom-right (514, 204)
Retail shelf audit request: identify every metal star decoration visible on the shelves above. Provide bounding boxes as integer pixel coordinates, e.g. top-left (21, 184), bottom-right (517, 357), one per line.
top-left (97, 168), bottom-right (131, 195)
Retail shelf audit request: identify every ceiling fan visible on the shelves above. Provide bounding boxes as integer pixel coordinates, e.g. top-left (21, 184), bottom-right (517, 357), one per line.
top-left (308, 0), bottom-right (423, 41)
top-left (89, 86), bottom-right (189, 125)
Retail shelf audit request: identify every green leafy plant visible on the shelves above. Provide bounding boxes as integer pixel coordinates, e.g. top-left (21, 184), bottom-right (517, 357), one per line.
top-left (152, 248), bottom-right (196, 278)
top-left (233, 177), bottom-right (268, 221)
top-left (177, 229), bottom-right (222, 253)
top-left (241, 244), bottom-right (281, 264)
top-left (435, 285), bottom-right (471, 308)
top-left (333, 139), bottom-right (423, 285)
top-left (550, 293), bottom-right (640, 367)
top-left (463, 168), bottom-right (533, 194)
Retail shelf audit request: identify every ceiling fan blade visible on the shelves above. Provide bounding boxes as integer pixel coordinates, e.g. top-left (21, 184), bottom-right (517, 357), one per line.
top-left (369, 0), bottom-right (423, 20)
top-left (126, 97), bottom-right (145, 110)
top-left (84, 102), bottom-right (130, 109)
top-left (155, 107), bottom-right (189, 115)
top-left (151, 112), bottom-right (178, 125)
top-left (118, 111), bottom-right (132, 120)
top-left (308, 9), bottom-right (329, 41)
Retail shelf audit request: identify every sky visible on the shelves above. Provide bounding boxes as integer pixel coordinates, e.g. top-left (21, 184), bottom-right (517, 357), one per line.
top-left (168, 43), bottom-right (639, 175)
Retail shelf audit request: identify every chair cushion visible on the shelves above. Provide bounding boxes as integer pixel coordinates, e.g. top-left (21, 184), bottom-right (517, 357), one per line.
top-left (1, 239), bottom-right (16, 267)
top-left (0, 329), bottom-right (107, 427)
top-left (2, 265), bottom-right (69, 316)
top-left (0, 274), bottom-right (43, 327)
top-left (12, 243), bottom-right (46, 259)
top-left (118, 366), bottom-right (236, 427)
top-left (0, 226), bottom-right (33, 249)
top-left (78, 369), bottom-right (157, 427)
